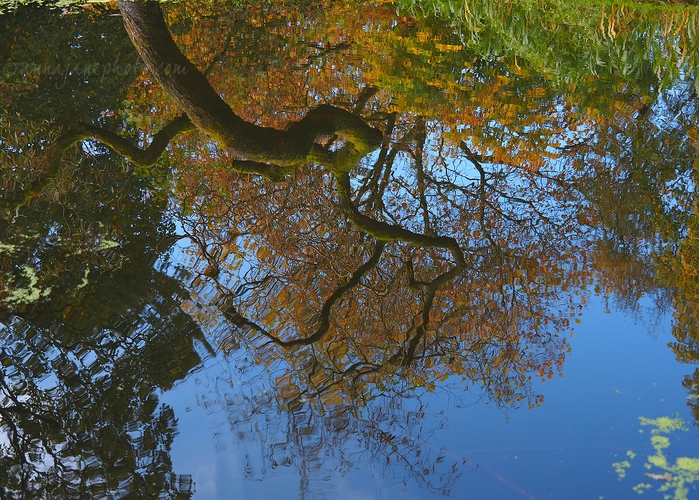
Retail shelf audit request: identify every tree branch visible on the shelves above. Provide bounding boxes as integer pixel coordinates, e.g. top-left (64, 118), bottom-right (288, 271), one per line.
top-left (56, 114), bottom-right (195, 168)
top-left (117, 1), bottom-right (382, 172)
top-left (336, 173), bottom-right (466, 270)
top-left (4, 115), bottom-right (194, 212)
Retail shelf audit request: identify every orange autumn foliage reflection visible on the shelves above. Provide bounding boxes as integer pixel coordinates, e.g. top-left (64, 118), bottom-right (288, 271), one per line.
top-left (103, 0), bottom-right (695, 416)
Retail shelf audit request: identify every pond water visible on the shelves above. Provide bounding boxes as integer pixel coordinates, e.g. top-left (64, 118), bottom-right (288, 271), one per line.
top-left (2, 1), bottom-right (699, 498)
top-left (161, 298), bottom-right (693, 499)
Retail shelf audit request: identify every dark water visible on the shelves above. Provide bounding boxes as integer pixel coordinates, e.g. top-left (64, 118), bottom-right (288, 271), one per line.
top-left (2, 1), bottom-right (699, 498)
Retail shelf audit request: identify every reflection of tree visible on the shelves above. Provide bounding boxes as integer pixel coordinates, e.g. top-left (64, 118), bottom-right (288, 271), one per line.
top-left (121, 0), bottom-right (699, 441)
top-left (660, 193), bottom-right (699, 423)
top-left (562, 83), bottom-right (698, 315)
top-left (26, 0), bottom-right (682, 490)
top-left (196, 364), bottom-right (466, 498)
top-left (6, 0), bottom-right (699, 496)
top-left (73, 1), bottom-right (581, 492)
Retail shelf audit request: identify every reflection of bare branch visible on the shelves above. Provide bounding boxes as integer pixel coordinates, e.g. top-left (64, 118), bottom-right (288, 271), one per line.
top-left (57, 115), bottom-right (195, 168)
top-left (357, 112), bottom-right (398, 211)
top-left (459, 140), bottom-right (509, 258)
top-left (414, 117), bottom-right (434, 236)
top-left (374, 147), bottom-right (399, 210)
top-left (217, 295), bottom-right (276, 338)
top-left (299, 360), bottom-right (383, 400)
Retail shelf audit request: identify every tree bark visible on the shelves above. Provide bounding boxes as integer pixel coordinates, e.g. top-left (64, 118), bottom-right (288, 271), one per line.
top-left (117, 1), bottom-right (382, 172)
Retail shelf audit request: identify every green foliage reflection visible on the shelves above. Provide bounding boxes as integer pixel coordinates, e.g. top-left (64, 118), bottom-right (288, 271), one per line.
top-left (614, 416), bottom-right (699, 499)
top-left (398, 0), bottom-right (699, 88)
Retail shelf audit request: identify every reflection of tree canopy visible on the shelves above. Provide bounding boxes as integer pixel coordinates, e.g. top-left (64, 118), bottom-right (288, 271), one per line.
top-left (3, 0), bottom-right (699, 496)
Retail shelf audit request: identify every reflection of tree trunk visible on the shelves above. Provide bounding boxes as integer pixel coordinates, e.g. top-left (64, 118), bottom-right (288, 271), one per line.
top-left (117, 1), bottom-right (382, 172)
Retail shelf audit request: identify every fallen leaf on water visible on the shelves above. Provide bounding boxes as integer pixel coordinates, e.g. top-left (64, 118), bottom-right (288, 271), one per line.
top-left (645, 473), bottom-right (673, 481)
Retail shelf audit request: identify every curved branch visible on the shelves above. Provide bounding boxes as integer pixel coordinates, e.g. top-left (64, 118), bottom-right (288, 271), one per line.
top-left (56, 114), bottom-right (195, 168)
top-left (249, 240), bottom-right (386, 348)
top-left (279, 240), bottom-right (387, 347)
top-left (4, 115), bottom-right (193, 212)
top-left (117, 1), bottom-right (382, 172)
top-left (336, 173), bottom-right (466, 269)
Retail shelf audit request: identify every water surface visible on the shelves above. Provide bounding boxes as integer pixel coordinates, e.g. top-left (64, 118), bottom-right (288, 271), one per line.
top-left (2, 1), bottom-right (699, 498)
